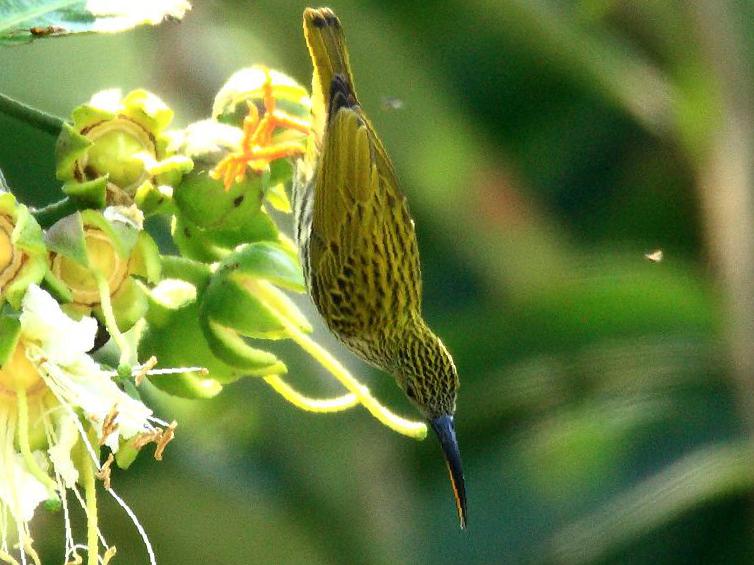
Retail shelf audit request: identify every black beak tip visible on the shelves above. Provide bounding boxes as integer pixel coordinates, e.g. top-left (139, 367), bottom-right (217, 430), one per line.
top-left (430, 415), bottom-right (467, 530)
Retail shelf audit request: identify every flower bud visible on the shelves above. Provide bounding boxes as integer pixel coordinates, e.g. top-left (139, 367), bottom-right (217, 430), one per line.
top-left (46, 207), bottom-right (160, 331)
top-left (56, 89), bottom-right (192, 208)
top-left (0, 193), bottom-right (47, 309)
top-left (213, 65), bottom-right (311, 133)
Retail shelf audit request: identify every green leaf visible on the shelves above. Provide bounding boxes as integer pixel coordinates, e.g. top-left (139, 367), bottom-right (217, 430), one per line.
top-left (546, 442), bottom-right (754, 564)
top-left (265, 159), bottom-right (293, 212)
top-left (0, 0), bottom-right (191, 46)
top-left (265, 182), bottom-right (291, 213)
top-left (12, 204), bottom-right (46, 255)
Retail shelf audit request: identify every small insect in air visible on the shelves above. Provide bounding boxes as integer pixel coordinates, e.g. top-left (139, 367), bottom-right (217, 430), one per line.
top-left (644, 249), bottom-right (664, 263)
top-left (381, 96), bottom-right (405, 111)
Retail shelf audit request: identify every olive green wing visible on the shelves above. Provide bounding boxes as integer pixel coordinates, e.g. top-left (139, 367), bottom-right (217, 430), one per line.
top-left (310, 103), bottom-right (422, 340)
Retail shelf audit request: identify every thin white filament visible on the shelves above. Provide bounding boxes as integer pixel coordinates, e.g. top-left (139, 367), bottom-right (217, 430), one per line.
top-left (105, 487), bottom-right (156, 565)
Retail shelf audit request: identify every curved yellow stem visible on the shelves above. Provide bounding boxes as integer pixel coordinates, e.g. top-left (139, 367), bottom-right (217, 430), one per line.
top-left (0, 549), bottom-right (19, 565)
top-left (263, 375), bottom-right (359, 413)
top-left (15, 387), bottom-right (58, 496)
top-left (82, 456), bottom-right (98, 565)
top-left (94, 272), bottom-right (129, 365)
top-left (274, 318), bottom-right (427, 440)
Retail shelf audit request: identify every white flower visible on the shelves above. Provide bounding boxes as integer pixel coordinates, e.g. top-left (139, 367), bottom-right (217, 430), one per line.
top-left (22, 285), bottom-right (154, 451)
top-left (0, 285), bottom-right (168, 564)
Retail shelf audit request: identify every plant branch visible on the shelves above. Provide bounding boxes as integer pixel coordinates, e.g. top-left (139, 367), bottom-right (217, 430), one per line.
top-left (0, 92), bottom-right (64, 136)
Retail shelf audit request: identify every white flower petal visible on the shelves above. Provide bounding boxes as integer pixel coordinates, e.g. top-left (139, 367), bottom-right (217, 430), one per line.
top-left (104, 205), bottom-right (144, 230)
top-left (20, 285), bottom-right (97, 363)
top-left (42, 359), bottom-right (152, 453)
top-left (0, 453), bottom-right (48, 522)
top-left (48, 416), bottom-right (80, 488)
top-left (88, 89), bottom-right (125, 113)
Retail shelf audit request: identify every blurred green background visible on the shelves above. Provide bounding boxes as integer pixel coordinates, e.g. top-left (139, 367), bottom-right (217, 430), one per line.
top-left (3, 0), bottom-right (754, 563)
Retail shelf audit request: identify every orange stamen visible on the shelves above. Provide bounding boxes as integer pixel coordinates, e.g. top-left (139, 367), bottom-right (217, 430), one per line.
top-left (211, 67), bottom-right (312, 190)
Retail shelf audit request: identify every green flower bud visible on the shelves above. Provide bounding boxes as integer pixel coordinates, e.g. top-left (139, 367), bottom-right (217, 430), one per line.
top-left (169, 120), bottom-right (281, 261)
top-left (198, 241), bottom-right (309, 372)
top-left (56, 89), bottom-right (193, 208)
top-left (0, 193), bottom-right (47, 309)
top-left (46, 207), bottom-right (160, 331)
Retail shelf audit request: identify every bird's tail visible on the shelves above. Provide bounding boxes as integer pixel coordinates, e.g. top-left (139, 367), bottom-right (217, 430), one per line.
top-left (303, 8), bottom-right (357, 141)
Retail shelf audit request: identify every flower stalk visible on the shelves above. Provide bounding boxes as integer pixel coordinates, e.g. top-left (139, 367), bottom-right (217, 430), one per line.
top-left (275, 316), bottom-right (428, 440)
top-left (0, 93), bottom-right (64, 137)
top-left (82, 455), bottom-right (98, 565)
top-left (262, 375), bottom-right (359, 413)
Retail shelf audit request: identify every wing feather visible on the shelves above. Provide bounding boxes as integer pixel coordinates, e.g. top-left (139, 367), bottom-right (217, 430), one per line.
top-left (309, 103), bottom-right (422, 344)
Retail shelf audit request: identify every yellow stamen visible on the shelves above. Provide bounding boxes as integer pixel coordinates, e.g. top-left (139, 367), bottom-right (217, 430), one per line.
top-left (22, 538), bottom-right (40, 565)
top-left (131, 430), bottom-right (160, 451)
top-left (0, 549), bottom-right (19, 565)
top-left (102, 546), bottom-right (117, 565)
top-left (95, 453), bottom-right (115, 490)
top-left (134, 356), bottom-right (157, 386)
top-left (154, 421), bottom-right (176, 461)
top-left (210, 66), bottom-right (311, 190)
top-left (99, 406), bottom-right (119, 446)
top-left (273, 317), bottom-right (427, 439)
top-left (263, 375), bottom-right (359, 413)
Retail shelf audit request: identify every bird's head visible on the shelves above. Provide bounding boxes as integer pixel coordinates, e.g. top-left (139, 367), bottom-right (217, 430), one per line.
top-left (392, 323), bottom-right (467, 528)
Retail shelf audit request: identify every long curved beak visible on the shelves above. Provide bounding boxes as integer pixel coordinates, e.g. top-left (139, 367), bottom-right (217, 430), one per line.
top-left (430, 415), bottom-right (467, 529)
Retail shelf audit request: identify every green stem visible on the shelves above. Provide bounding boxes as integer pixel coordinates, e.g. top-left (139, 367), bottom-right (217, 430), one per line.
top-left (0, 92), bottom-right (64, 136)
top-left (82, 452), bottom-right (99, 565)
top-left (15, 387), bottom-right (59, 496)
top-left (275, 314), bottom-right (428, 439)
top-left (263, 374), bottom-right (359, 413)
top-left (94, 272), bottom-right (130, 365)
top-left (32, 197), bottom-right (77, 228)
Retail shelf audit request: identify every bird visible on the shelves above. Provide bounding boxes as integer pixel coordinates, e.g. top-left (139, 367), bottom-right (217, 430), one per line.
top-left (293, 7), bottom-right (467, 528)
